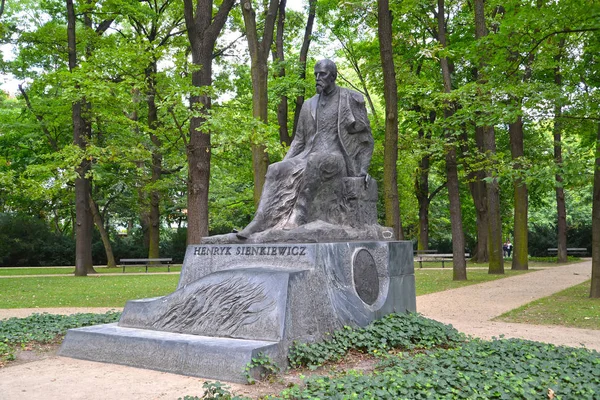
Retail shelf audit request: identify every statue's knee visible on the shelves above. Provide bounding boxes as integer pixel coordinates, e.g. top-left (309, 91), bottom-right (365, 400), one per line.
top-left (266, 162), bottom-right (282, 179)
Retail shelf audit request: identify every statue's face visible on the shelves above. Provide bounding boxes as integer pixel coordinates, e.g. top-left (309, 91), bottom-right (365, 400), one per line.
top-left (314, 63), bottom-right (336, 94)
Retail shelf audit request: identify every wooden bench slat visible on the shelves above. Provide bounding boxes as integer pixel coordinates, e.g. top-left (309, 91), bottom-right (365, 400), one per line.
top-left (547, 248), bottom-right (588, 256)
top-left (414, 253), bottom-right (470, 268)
top-left (119, 258), bottom-right (173, 273)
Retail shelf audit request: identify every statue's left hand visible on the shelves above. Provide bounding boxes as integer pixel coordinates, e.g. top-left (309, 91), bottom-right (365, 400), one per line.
top-left (362, 173), bottom-right (370, 188)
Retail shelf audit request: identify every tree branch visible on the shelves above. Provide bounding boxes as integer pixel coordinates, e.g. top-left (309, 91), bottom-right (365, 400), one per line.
top-left (18, 84), bottom-right (59, 151)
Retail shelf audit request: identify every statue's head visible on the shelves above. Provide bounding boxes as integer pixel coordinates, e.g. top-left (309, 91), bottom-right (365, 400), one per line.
top-left (314, 59), bottom-right (337, 94)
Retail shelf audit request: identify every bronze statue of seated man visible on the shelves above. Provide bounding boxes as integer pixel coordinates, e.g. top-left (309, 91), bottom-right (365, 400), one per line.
top-left (237, 59), bottom-right (375, 240)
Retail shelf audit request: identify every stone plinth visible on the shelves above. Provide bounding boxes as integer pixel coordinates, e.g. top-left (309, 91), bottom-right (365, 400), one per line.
top-left (60, 241), bottom-right (416, 382)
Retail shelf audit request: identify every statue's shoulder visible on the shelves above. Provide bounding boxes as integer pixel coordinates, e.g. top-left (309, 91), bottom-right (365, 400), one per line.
top-left (340, 87), bottom-right (365, 104)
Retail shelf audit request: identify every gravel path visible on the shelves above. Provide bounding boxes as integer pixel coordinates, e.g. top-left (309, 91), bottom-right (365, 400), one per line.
top-left (417, 260), bottom-right (599, 351)
top-left (0, 260), bottom-right (597, 399)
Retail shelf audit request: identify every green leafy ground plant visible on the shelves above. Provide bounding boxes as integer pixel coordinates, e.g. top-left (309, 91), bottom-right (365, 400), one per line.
top-left (276, 339), bottom-right (600, 399)
top-left (244, 352), bottom-right (281, 384)
top-left (0, 311), bottom-right (121, 365)
top-left (288, 313), bottom-right (465, 370)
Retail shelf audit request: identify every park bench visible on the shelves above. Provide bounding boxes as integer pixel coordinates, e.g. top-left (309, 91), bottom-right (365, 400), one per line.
top-left (414, 252), bottom-right (470, 269)
top-left (414, 249), bottom-right (438, 255)
top-left (119, 258), bottom-right (173, 273)
top-left (547, 248), bottom-right (588, 257)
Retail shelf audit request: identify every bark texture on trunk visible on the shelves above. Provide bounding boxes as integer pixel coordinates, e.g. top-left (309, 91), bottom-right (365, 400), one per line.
top-left (272, 0), bottom-right (291, 146)
top-left (483, 125), bottom-right (504, 274)
top-left (292, 0), bottom-right (316, 135)
top-left (466, 127), bottom-right (489, 263)
top-left (437, 0), bottom-right (467, 281)
top-left (146, 63), bottom-right (161, 258)
top-left (183, 0), bottom-right (235, 244)
top-left (553, 37), bottom-right (568, 263)
top-left (591, 123), bottom-right (600, 298)
top-left (241, 0), bottom-right (280, 206)
top-left (415, 144), bottom-right (430, 250)
top-left (89, 197), bottom-right (116, 268)
top-left (378, 0), bottom-right (403, 240)
top-left (474, 0), bottom-right (503, 274)
top-left (509, 116), bottom-right (529, 270)
top-left (68, 0), bottom-right (94, 276)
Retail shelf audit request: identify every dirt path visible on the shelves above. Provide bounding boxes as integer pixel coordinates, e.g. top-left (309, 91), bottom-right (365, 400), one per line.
top-left (0, 261), bottom-right (597, 399)
top-left (417, 260), bottom-right (599, 351)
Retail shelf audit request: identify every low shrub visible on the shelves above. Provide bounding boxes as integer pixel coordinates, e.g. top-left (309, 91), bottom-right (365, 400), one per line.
top-left (288, 313), bottom-right (465, 369)
top-left (278, 338), bottom-right (600, 399)
top-left (0, 311), bottom-right (121, 364)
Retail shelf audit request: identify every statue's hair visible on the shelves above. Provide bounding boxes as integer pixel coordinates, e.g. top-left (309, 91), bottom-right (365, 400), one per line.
top-left (315, 59), bottom-right (337, 80)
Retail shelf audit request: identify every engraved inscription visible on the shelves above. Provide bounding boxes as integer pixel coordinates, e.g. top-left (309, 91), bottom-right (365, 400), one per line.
top-left (193, 245), bottom-right (307, 257)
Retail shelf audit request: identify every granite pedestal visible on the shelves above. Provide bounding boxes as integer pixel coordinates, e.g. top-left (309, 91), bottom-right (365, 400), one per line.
top-left (60, 241), bottom-right (416, 382)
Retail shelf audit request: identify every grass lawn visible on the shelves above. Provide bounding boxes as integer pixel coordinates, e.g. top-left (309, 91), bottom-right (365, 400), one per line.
top-left (0, 266), bottom-right (182, 275)
top-left (0, 266), bottom-right (532, 308)
top-left (496, 281), bottom-right (600, 330)
top-left (415, 268), bottom-right (532, 295)
top-left (0, 275), bottom-right (180, 308)
top-left (416, 259), bottom-right (580, 269)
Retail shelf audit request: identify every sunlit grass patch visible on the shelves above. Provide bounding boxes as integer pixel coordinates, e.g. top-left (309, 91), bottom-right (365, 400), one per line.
top-left (496, 281), bottom-right (600, 330)
top-left (415, 269), bottom-right (533, 296)
top-left (0, 275), bottom-right (180, 308)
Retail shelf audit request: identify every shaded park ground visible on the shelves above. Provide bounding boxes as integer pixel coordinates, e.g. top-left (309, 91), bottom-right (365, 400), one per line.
top-left (0, 260), bottom-right (598, 399)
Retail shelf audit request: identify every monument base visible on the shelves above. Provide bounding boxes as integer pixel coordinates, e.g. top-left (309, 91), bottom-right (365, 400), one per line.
top-left (59, 323), bottom-right (281, 382)
top-left (60, 241), bottom-right (416, 382)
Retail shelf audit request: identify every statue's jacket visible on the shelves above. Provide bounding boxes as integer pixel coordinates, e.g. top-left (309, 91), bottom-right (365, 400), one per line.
top-left (285, 87), bottom-right (374, 177)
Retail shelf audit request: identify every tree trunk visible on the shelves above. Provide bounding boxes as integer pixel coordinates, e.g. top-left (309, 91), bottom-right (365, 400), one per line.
top-left (415, 139), bottom-right (430, 250)
top-left (553, 39), bottom-right (568, 263)
top-left (484, 126), bottom-right (504, 274)
top-left (473, 0), bottom-right (503, 274)
top-left (89, 196), bottom-right (116, 268)
top-left (436, 0), bottom-right (467, 281)
top-left (509, 115), bottom-right (529, 270)
top-left (465, 126), bottom-right (489, 263)
top-left (146, 63), bottom-right (161, 258)
top-left (250, 64), bottom-right (270, 206)
top-left (378, 0), bottom-right (402, 240)
top-left (186, 48), bottom-right (212, 243)
top-left (591, 122), bottom-right (600, 298)
top-left (292, 0), bottom-right (316, 134)
top-left (415, 111), bottom-right (436, 251)
top-left (241, 0), bottom-right (280, 206)
top-left (67, 0), bottom-right (94, 276)
top-left (183, 0), bottom-right (235, 244)
top-left (272, 0), bottom-right (291, 146)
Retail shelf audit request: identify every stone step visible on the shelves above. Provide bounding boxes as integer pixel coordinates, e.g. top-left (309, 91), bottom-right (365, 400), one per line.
top-left (59, 323), bottom-right (281, 383)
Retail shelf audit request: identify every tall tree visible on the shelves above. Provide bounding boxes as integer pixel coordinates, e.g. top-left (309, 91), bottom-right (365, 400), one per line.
top-left (377, 0), bottom-right (402, 239)
top-left (473, 0), bottom-right (503, 274)
top-left (464, 127), bottom-right (489, 263)
top-left (183, 0), bottom-right (236, 243)
top-left (271, 0), bottom-right (291, 146)
top-left (240, 0), bottom-right (281, 206)
top-left (592, 121), bottom-right (600, 298)
top-left (292, 0), bottom-right (316, 134)
top-left (553, 37), bottom-right (568, 263)
top-left (128, 0), bottom-right (185, 257)
top-left (509, 115), bottom-right (529, 270)
top-left (67, 0), bottom-right (97, 276)
top-left (436, 0), bottom-right (467, 281)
